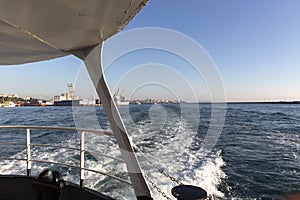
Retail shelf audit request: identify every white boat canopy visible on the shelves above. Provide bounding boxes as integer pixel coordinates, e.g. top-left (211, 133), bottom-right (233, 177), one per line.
top-left (0, 1), bottom-right (153, 200)
top-left (0, 0), bottom-right (147, 65)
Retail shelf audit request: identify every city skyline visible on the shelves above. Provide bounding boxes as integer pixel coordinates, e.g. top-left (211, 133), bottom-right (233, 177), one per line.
top-left (1, 1), bottom-right (300, 102)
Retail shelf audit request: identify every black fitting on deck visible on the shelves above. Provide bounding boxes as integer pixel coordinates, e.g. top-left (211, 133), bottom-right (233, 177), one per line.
top-left (171, 185), bottom-right (207, 200)
top-left (32, 169), bottom-right (65, 200)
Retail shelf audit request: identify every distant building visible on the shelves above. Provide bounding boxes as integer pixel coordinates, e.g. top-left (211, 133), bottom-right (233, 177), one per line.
top-left (0, 94), bottom-right (18, 98)
top-left (95, 99), bottom-right (102, 105)
top-left (24, 96), bottom-right (31, 101)
top-left (145, 98), bottom-right (152, 104)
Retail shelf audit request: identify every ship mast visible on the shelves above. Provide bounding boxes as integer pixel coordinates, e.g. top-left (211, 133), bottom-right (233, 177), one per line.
top-left (67, 83), bottom-right (74, 100)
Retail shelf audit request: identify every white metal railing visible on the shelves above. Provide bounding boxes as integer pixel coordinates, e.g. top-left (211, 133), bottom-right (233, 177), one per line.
top-left (0, 125), bottom-right (132, 186)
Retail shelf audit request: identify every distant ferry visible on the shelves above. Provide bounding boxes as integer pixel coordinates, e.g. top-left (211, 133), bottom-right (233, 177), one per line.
top-left (1, 101), bottom-right (16, 107)
top-left (116, 101), bottom-right (129, 106)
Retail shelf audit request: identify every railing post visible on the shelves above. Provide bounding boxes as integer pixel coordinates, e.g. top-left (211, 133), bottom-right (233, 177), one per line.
top-left (26, 128), bottom-right (31, 176)
top-left (80, 131), bottom-right (85, 187)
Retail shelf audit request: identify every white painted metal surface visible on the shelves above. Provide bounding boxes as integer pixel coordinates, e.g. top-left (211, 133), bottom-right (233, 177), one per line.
top-left (0, 0), bottom-right (148, 65)
top-left (80, 131), bottom-right (85, 187)
top-left (26, 128), bottom-right (31, 176)
top-left (82, 44), bottom-right (152, 199)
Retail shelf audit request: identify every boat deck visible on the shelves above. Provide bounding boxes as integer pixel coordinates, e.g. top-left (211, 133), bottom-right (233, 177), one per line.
top-left (0, 126), bottom-right (121, 200)
top-left (0, 175), bottom-right (113, 200)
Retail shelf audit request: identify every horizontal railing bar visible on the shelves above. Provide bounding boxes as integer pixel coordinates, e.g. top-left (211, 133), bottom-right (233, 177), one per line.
top-left (30, 159), bottom-right (79, 169)
top-left (84, 149), bottom-right (124, 162)
top-left (31, 144), bottom-right (124, 162)
top-left (0, 126), bottom-right (131, 187)
top-left (0, 126), bottom-right (113, 136)
top-left (0, 157), bottom-right (26, 161)
top-left (0, 157), bottom-right (129, 186)
top-left (31, 159), bottom-right (131, 185)
top-left (31, 143), bottom-right (80, 151)
top-left (0, 142), bottom-right (25, 146)
top-left (84, 168), bottom-right (132, 185)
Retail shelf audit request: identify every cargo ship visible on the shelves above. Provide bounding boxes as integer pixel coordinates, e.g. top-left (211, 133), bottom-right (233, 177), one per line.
top-left (53, 84), bottom-right (80, 106)
top-left (113, 89), bottom-right (130, 106)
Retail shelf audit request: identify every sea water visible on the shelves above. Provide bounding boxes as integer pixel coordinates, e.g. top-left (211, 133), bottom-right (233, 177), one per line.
top-left (0, 104), bottom-right (299, 199)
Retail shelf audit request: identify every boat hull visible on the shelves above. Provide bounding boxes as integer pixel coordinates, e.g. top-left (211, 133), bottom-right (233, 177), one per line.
top-left (54, 100), bottom-right (80, 106)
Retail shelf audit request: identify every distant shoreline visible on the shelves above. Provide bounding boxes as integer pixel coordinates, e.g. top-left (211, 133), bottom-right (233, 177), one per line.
top-left (2, 101), bottom-right (300, 107)
top-left (195, 101), bottom-right (300, 104)
top-left (225, 101), bottom-right (300, 104)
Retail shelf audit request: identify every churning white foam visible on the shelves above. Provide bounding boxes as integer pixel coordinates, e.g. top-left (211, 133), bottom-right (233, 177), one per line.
top-left (126, 111), bottom-right (227, 199)
top-left (0, 107), bottom-right (227, 199)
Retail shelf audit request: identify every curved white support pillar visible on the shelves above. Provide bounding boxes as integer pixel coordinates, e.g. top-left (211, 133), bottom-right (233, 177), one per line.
top-left (73, 44), bottom-right (152, 200)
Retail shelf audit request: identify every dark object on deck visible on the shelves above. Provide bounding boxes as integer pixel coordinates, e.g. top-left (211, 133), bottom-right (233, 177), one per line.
top-left (37, 169), bottom-right (65, 185)
top-left (171, 185), bottom-right (207, 200)
top-left (33, 169), bottom-right (65, 200)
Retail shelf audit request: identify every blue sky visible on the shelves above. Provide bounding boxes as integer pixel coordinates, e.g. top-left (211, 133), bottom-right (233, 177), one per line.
top-left (1, 0), bottom-right (300, 102)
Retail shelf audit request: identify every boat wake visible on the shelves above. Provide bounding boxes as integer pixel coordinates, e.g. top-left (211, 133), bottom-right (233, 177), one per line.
top-left (0, 105), bottom-right (227, 199)
top-left (121, 104), bottom-right (227, 199)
